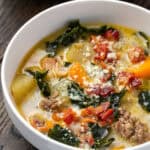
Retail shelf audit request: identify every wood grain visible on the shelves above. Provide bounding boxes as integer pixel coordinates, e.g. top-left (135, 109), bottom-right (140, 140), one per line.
top-left (0, 0), bottom-right (149, 150)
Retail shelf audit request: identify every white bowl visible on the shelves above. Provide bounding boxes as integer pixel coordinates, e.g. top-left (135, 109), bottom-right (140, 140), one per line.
top-left (1, 0), bottom-right (150, 150)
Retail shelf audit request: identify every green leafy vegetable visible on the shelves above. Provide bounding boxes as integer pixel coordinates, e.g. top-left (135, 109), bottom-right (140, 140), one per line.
top-left (89, 123), bottom-right (109, 140)
top-left (107, 89), bottom-right (126, 119)
top-left (26, 69), bottom-right (50, 97)
top-left (46, 20), bottom-right (115, 56)
top-left (89, 123), bottom-right (114, 149)
top-left (108, 89), bottom-right (126, 109)
top-left (109, 73), bottom-right (116, 83)
top-left (68, 82), bottom-right (126, 109)
top-left (68, 82), bottom-right (104, 108)
top-left (87, 25), bottom-right (114, 35)
top-left (64, 62), bottom-right (72, 67)
top-left (46, 41), bottom-right (58, 57)
top-left (138, 90), bottom-right (150, 112)
top-left (48, 124), bottom-right (80, 146)
top-left (93, 138), bottom-right (115, 149)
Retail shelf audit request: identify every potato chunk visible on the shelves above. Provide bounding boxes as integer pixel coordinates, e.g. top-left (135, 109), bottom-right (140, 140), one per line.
top-left (66, 42), bottom-right (93, 63)
top-left (11, 74), bottom-right (36, 104)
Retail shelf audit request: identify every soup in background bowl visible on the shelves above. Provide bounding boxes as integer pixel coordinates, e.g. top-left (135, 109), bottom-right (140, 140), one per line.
top-left (1, 0), bottom-right (150, 150)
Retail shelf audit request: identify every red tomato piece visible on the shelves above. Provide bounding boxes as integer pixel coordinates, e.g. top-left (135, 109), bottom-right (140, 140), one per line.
top-left (94, 102), bottom-right (110, 116)
top-left (63, 108), bottom-right (76, 125)
top-left (99, 86), bottom-right (115, 97)
top-left (128, 76), bottom-right (142, 88)
top-left (100, 108), bottom-right (114, 121)
top-left (94, 43), bottom-right (109, 61)
top-left (104, 29), bottom-right (120, 41)
top-left (118, 71), bottom-right (141, 89)
top-left (87, 85), bottom-right (114, 97)
top-left (128, 47), bottom-right (146, 64)
top-left (87, 135), bottom-right (95, 146)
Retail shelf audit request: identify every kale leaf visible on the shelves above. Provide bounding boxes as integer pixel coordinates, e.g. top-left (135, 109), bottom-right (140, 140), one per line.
top-left (68, 82), bottom-right (104, 108)
top-left (138, 90), bottom-right (150, 112)
top-left (64, 61), bottom-right (72, 67)
top-left (26, 69), bottom-right (50, 97)
top-left (89, 123), bottom-right (114, 149)
top-left (108, 89), bottom-right (126, 109)
top-left (68, 82), bottom-right (126, 109)
top-left (109, 73), bottom-right (116, 83)
top-left (93, 137), bottom-right (115, 149)
top-left (48, 124), bottom-right (80, 146)
top-left (46, 20), bottom-right (115, 56)
top-left (46, 20), bottom-right (82, 56)
top-left (107, 89), bottom-right (126, 119)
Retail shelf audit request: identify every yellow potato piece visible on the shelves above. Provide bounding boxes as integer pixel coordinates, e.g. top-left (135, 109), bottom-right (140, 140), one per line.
top-left (11, 74), bottom-right (36, 104)
top-left (66, 42), bottom-right (93, 63)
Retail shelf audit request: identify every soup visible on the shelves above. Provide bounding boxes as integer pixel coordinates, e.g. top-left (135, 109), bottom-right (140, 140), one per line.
top-left (11, 20), bottom-right (150, 149)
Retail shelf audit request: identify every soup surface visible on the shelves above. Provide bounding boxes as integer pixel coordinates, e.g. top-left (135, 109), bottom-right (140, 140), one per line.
top-left (11, 20), bottom-right (150, 150)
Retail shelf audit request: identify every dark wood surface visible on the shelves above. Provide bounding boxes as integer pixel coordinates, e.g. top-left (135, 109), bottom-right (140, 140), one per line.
top-left (0, 0), bottom-right (149, 150)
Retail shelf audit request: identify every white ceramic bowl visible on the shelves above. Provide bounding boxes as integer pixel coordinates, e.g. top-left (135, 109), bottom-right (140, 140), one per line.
top-left (1, 0), bottom-right (150, 150)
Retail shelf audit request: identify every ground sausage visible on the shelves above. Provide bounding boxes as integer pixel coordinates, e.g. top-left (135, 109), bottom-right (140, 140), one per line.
top-left (113, 108), bottom-right (150, 144)
top-left (39, 91), bottom-right (61, 111)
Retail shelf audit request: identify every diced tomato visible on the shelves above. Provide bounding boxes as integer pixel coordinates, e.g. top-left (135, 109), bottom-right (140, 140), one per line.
top-left (103, 29), bottom-right (120, 41)
top-left (99, 120), bottom-right (108, 127)
top-left (101, 102), bottom-right (111, 110)
top-left (94, 102), bottom-right (110, 116)
top-left (128, 76), bottom-right (142, 88)
top-left (80, 102), bottom-right (114, 127)
top-left (93, 103), bottom-right (114, 126)
top-left (94, 43), bottom-right (108, 53)
top-left (94, 105), bottom-right (104, 115)
top-left (106, 118), bottom-right (114, 124)
top-left (86, 84), bottom-right (101, 95)
top-left (118, 71), bottom-right (141, 89)
top-left (94, 43), bottom-right (109, 61)
top-left (98, 108), bottom-right (114, 126)
top-left (63, 108), bottom-right (76, 125)
top-left (64, 114), bottom-right (74, 125)
top-left (101, 72), bottom-right (111, 82)
top-left (128, 47), bottom-right (146, 64)
top-left (99, 86), bottom-right (115, 97)
top-left (94, 53), bottom-right (106, 61)
top-left (87, 85), bottom-right (114, 97)
top-left (106, 52), bottom-right (118, 63)
top-left (117, 71), bottom-right (131, 85)
top-left (100, 108), bottom-right (114, 120)
top-left (87, 135), bottom-right (95, 146)
top-left (99, 117), bottom-right (114, 126)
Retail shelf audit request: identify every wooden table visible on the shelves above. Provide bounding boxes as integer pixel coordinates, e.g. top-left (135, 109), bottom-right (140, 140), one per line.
top-left (0, 0), bottom-right (149, 149)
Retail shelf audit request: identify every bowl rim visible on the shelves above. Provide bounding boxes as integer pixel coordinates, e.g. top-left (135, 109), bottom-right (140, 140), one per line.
top-left (1, 0), bottom-right (150, 149)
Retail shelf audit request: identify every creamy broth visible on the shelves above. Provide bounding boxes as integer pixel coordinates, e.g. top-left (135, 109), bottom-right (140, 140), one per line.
top-left (11, 21), bottom-right (150, 150)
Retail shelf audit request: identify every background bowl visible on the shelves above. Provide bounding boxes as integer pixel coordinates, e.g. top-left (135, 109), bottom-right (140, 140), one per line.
top-left (1, 0), bottom-right (150, 150)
